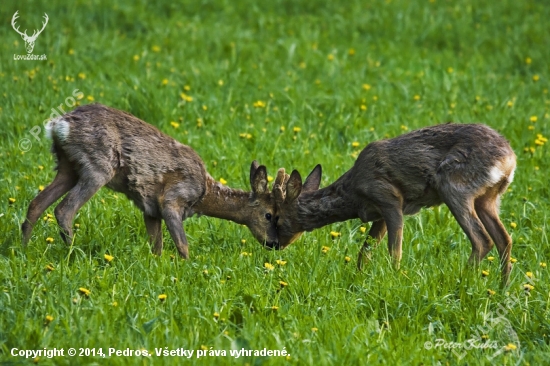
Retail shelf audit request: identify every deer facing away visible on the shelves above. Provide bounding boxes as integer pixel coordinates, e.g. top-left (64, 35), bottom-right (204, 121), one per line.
top-left (272, 123), bottom-right (516, 285)
top-left (22, 103), bottom-right (280, 257)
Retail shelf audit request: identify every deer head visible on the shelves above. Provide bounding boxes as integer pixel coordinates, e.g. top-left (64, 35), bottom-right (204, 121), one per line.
top-left (272, 165), bottom-right (322, 249)
top-left (12, 11), bottom-right (49, 54)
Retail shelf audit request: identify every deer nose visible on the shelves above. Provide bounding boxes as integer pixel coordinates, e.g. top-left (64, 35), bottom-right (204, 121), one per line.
top-left (264, 241), bottom-right (281, 250)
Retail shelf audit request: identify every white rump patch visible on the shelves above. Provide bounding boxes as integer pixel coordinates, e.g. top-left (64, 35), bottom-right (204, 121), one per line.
top-left (45, 118), bottom-right (70, 142)
top-left (507, 166), bottom-right (516, 184)
top-left (488, 165), bottom-right (505, 185)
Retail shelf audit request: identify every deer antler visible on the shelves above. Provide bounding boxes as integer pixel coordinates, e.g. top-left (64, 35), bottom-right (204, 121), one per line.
top-left (273, 168), bottom-right (290, 204)
top-left (11, 11), bottom-right (28, 38)
top-left (29, 13), bottom-right (49, 40)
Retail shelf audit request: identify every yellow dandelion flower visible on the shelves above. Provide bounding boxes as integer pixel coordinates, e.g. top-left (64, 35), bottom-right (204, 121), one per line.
top-left (38, 185), bottom-right (45, 192)
top-left (330, 231), bottom-right (340, 239)
top-left (362, 84), bottom-right (371, 91)
top-left (481, 270), bottom-right (490, 277)
top-left (253, 100), bottom-right (266, 108)
top-left (507, 101), bottom-right (514, 107)
top-left (202, 269), bottom-right (209, 275)
top-left (46, 237), bottom-right (54, 244)
top-left (8, 197), bottom-right (16, 204)
top-left (510, 222), bottom-right (517, 229)
top-left (360, 227), bottom-right (366, 233)
top-left (264, 262), bottom-right (275, 271)
top-left (401, 125), bottom-right (409, 131)
top-left (276, 259), bottom-right (287, 266)
top-left (158, 294), bottom-right (167, 301)
top-left (45, 315), bottom-right (54, 323)
top-left (68, 49), bottom-right (74, 55)
top-left (447, 67), bottom-right (454, 73)
top-left (152, 45), bottom-right (161, 53)
top-left (510, 257), bottom-right (517, 263)
top-left (530, 116), bottom-right (538, 122)
top-left (505, 343), bottom-right (517, 351)
top-left (321, 246), bottom-right (330, 254)
top-left (267, 175), bottom-right (273, 182)
top-left (352, 142), bottom-right (360, 148)
top-left (528, 125), bottom-right (535, 130)
top-left (180, 93), bottom-right (193, 102)
top-left (86, 95), bottom-right (94, 102)
top-left (487, 256), bottom-right (495, 262)
top-left (213, 312), bottom-right (220, 318)
top-left (348, 48), bottom-right (355, 56)
top-left (526, 271), bottom-right (533, 278)
top-left (202, 105), bottom-right (207, 111)
top-left (360, 105), bottom-right (367, 111)
top-left (413, 95), bottom-right (421, 101)
top-left (280, 126), bottom-right (286, 132)
top-left (133, 55), bottom-right (140, 61)
top-left (525, 57), bottom-right (532, 64)
top-left (241, 239), bottom-right (246, 245)
top-left (170, 121), bottom-right (179, 128)
top-left (45, 264), bottom-right (54, 271)
top-left (293, 127), bottom-right (301, 133)
top-left (218, 79), bottom-right (224, 86)
top-left (271, 306), bottom-right (279, 311)
top-left (487, 289), bottom-right (496, 296)
top-left (345, 256), bottom-right (351, 263)
top-left (533, 75), bottom-right (540, 82)
top-left (74, 223), bottom-right (80, 228)
top-left (279, 281), bottom-right (288, 288)
top-left (161, 78), bottom-right (168, 86)
top-left (112, 301), bottom-right (118, 307)
top-left (104, 254), bottom-right (114, 262)
top-left (540, 262), bottom-right (547, 268)
top-left (523, 284), bottom-right (534, 291)
top-left (311, 327), bottom-right (318, 332)
top-left (481, 334), bottom-right (489, 340)
top-left (219, 178), bottom-right (227, 185)
top-left (327, 54), bottom-right (334, 61)
top-left (78, 287), bottom-right (91, 296)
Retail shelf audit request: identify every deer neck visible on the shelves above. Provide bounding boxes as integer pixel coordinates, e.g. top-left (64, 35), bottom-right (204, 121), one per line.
top-left (193, 176), bottom-right (252, 225)
top-left (296, 174), bottom-right (359, 231)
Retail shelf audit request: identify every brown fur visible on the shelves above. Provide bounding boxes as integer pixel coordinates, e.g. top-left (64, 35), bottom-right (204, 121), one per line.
top-left (276, 123), bottom-right (516, 286)
top-left (22, 103), bottom-right (279, 257)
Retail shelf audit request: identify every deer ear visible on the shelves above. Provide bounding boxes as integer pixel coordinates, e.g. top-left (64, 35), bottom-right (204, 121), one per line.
top-left (251, 164), bottom-right (268, 194)
top-left (250, 160), bottom-right (260, 189)
top-left (285, 170), bottom-right (302, 203)
top-left (303, 164), bottom-right (322, 192)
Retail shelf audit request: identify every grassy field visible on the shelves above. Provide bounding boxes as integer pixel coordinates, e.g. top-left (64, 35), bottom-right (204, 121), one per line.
top-left (1, 0), bottom-right (549, 364)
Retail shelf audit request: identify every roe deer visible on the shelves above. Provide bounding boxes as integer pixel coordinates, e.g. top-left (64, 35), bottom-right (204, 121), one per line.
top-left (22, 103), bottom-right (280, 257)
top-left (272, 123), bottom-right (516, 285)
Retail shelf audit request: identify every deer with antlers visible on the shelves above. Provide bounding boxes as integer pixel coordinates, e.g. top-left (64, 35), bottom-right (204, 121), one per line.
top-left (22, 104), bottom-right (280, 257)
top-left (271, 123), bottom-right (516, 286)
top-left (11, 11), bottom-right (49, 54)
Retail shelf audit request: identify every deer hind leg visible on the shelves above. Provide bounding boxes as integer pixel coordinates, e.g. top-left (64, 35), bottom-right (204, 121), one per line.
top-left (443, 196), bottom-right (494, 266)
top-left (22, 168), bottom-right (77, 245)
top-left (475, 189), bottom-right (512, 286)
top-left (54, 174), bottom-right (110, 244)
top-left (357, 219), bottom-right (387, 270)
top-left (144, 213), bottom-right (163, 256)
top-left (162, 207), bottom-right (189, 259)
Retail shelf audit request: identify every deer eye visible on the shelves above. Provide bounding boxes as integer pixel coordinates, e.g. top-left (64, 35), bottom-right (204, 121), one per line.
top-left (265, 213), bottom-right (272, 221)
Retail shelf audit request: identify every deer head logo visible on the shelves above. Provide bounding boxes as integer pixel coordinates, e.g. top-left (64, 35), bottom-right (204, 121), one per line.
top-left (11, 11), bottom-right (49, 54)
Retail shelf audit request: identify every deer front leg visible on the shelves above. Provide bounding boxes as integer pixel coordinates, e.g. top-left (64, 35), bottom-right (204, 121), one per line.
top-left (381, 209), bottom-right (404, 269)
top-left (162, 208), bottom-right (189, 259)
top-left (144, 213), bottom-right (163, 255)
top-left (357, 219), bottom-right (387, 270)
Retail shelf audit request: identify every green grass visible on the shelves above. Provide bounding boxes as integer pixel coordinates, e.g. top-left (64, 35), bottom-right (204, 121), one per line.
top-left (1, 0), bottom-right (549, 364)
